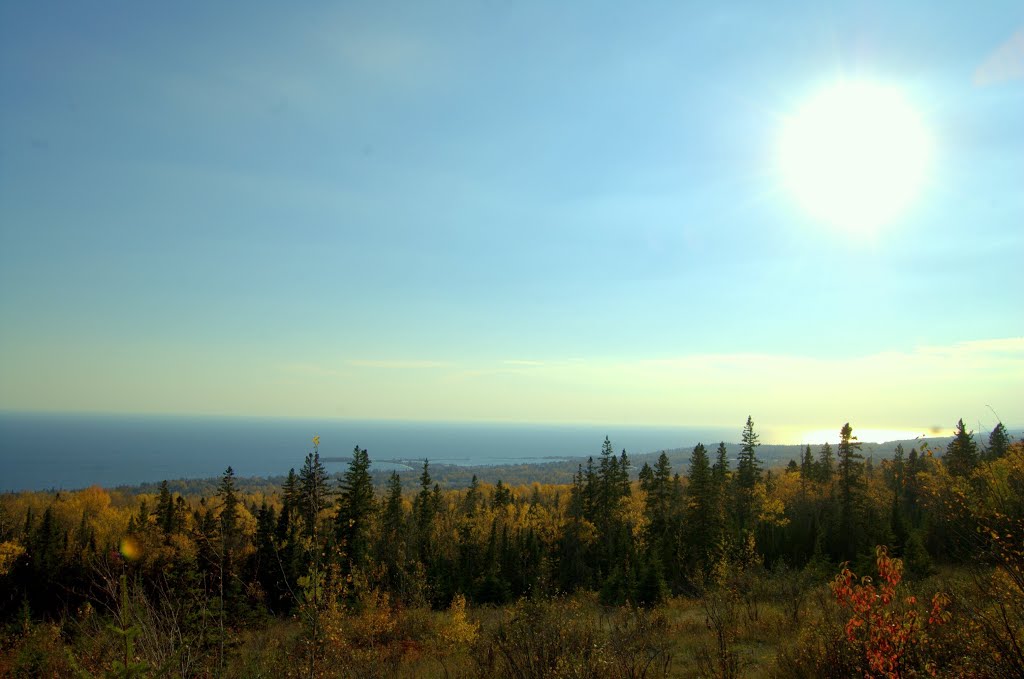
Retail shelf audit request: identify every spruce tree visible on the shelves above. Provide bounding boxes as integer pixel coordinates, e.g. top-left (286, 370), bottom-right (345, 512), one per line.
top-left (463, 475), bottom-right (482, 516)
top-left (836, 423), bottom-right (864, 560)
top-left (734, 416), bottom-right (762, 532)
top-left (643, 452), bottom-right (675, 582)
top-left (413, 460), bottom-right (437, 566)
top-left (378, 472), bottom-right (408, 595)
top-left (156, 480), bottom-right (175, 535)
top-left (945, 418), bottom-right (979, 477)
top-left (336, 446), bottom-right (375, 574)
top-left (800, 444), bottom-right (814, 480)
top-left (891, 443), bottom-right (906, 494)
top-left (712, 442), bottom-right (730, 486)
top-left (618, 449), bottom-right (632, 497)
top-left (687, 443), bottom-right (715, 565)
top-left (817, 442), bottom-right (834, 483)
top-left (737, 416), bottom-right (762, 488)
top-left (298, 448), bottom-right (333, 542)
top-left (492, 480), bottom-right (513, 510)
top-left (217, 467), bottom-right (240, 553)
top-left (987, 422), bottom-right (1010, 461)
top-left (638, 462), bottom-right (654, 492)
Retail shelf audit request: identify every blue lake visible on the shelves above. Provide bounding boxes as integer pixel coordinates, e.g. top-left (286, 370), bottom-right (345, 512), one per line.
top-left (0, 412), bottom-right (741, 491)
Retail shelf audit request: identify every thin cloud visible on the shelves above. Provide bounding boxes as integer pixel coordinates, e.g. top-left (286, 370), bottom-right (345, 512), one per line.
top-left (974, 27), bottom-right (1024, 86)
top-left (916, 337), bottom-right (1024, 357)
top-left (347, 359), bottom-right (450, 369)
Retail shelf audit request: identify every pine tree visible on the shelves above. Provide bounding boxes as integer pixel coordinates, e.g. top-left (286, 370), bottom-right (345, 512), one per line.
top-left (643, 452), bottom-right (675, 582)
top-left (378, 472), bottom-right (409, 596)
top-left (336, 446), bottom-right (376, 574)
top-left (734, 416), bottom-right (762, 532)
top-left (492, 480), bottom-right (513, 510)
top-left (173, 496), bottom-right (188, 533)
top-left (987, 422), bottom-right (1010, 461)
top-left (298, 449), bottom-right (333, 542)
top-left (817, 442), bottom-right (834, 483)
top-left (638, 462), bottom-right (654, 492)
top-left (283, 468), bottom-right (300, 515)
top-left (687, 443), bottom-right (715, 565)
top-left (836, 423), bottom-right (864, 560)
top-left (156, 480), bottom-right (175, 536)
top-left (710, 442), bottom-right (731, 560)
top-left (945, 418), bottom-right (979, 477)
top-left (463, 475), bottom-right (482, 516)
top-left (414, 460), bottom-right (434, 530)
top-left (737, 416), bottom-right (762, 490)
top-left (583, 457), bottom-right (597, 520)
top-left (800, 444), bottom-right (814, 480)
top-left (413, 460), bottom-right (437, 567)
top-left (217, 467), bottom-right (240, 555)
top-left (891, 443), bottom-right (906, 493)
top-left (598, 438), bottom-right (620, 518)
top-left (712, 442), bottom-right (730, 486)
top-left (382, 472), bottom-right (404, 537)
top-left (618, 449), bottom-right (632, 498)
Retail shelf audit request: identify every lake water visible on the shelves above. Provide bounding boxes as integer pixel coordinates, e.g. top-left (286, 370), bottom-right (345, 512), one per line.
top-left (0, 412), bottom-right (748, 491)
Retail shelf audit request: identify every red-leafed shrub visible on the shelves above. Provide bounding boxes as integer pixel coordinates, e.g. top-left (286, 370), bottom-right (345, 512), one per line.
top-left (830, 546), bottom-right (951, 678)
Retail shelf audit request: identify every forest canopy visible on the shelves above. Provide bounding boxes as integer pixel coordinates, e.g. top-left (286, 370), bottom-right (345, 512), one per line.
top-left (1, 418), bottom-right (1021, 677)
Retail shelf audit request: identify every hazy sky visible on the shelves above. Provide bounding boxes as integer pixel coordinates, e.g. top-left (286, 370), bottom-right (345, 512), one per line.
top-left (1, 2), bottom-right (1021, 431)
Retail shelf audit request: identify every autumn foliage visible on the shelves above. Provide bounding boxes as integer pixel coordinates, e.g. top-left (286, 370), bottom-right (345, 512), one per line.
top-left (830, 546), bottom-right (950, 678)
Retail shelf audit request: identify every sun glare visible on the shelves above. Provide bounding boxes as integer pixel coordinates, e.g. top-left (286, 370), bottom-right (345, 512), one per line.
top-left (799, 427), bottom-right (951, 445)
top-left (778, 80), bottom-right (932, 234)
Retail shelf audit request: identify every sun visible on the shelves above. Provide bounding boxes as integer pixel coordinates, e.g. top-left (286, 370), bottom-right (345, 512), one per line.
top-left (777, 80), bottom-right (932, 234)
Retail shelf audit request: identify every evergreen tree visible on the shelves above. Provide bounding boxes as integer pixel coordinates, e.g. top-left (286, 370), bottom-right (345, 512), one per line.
top-left (254, 501), bottom-right (286, 612)
top-left (638, 462), bottom-right (654, 492)
top-left (414, 460), bottom-right (434, 530)
top-left (836, 423), bottom-right (864, 560)
top-left (378, 472), bottom-right (411, 597)
top-left (173, 497), bottom-right (189, 533)
top-left (282, 468), bottom-right (300, 516)
top-left (800, 444), bottom-right (814, 480)
top-left (31, 506), bottom-right (62, 587)
top-left (559, 465), bottom-right (593, 591)
top-left (463, 475), bottom-right (482, 516)
top-left (891, 443), bottom-right (906, 494)
top-left (712, 442), bottom-right (730, 486)
top-left (734, 416), bottom-right (762, 532)
top-left (686, 443), bottom-right (715, 565)
top-left (492, 480), bottom-right (513, 510)
top-left (987, 422), bottom-right (1010, 461)
top-left (817, 442), bottom-right (834, 483)
top-left (382, 472), bottom-right (404, 537)
top-left (618, 449), bottom-right (632, 498)
top-left (597, 438), bottom-right (621, 518)
top-left (582, 457), bottom-right (597, 519)
top-left (709, 442), bottom-right (731, 561)
top-left (737, 416), bottom-right (762, 490)
top-left (298, 448), bottom-right (333, 542)
top-left (413, 460), bottom-right (437, 567)
top-left (217, 467), bottom-right (240, 555)
top-left (156, 480), bottom-right (175, 536)
top-left (945, 418), bottom-right (979, 477)
top-left (643, 452), bottom-right (675, 583)
top-left (336, 446), bottom-right (376, 574)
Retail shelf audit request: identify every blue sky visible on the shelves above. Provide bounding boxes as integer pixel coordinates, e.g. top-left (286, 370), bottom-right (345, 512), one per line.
top-left (1, 2), bottom-right (1021, 433)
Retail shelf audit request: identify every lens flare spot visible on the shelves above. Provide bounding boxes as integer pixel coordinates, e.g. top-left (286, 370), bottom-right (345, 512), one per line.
top-left (119, 537), bottom-right (141, 561)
